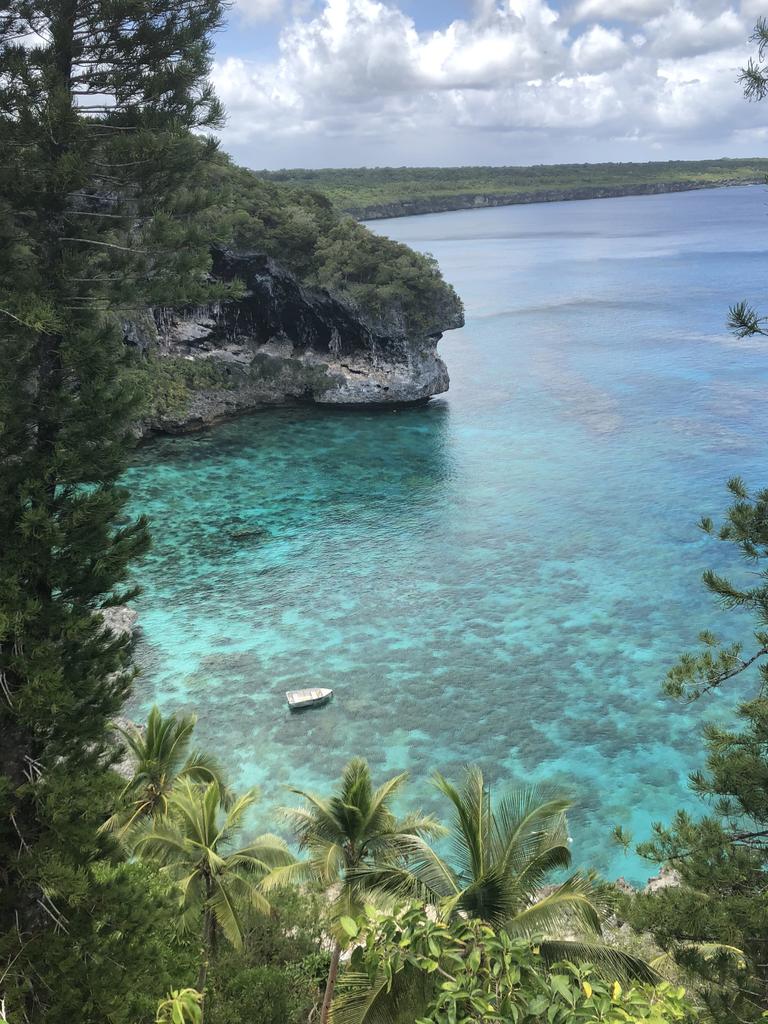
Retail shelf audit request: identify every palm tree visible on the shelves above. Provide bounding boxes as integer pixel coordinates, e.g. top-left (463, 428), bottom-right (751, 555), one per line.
top-left (261, 757), bottom-right (444, 1024)
top-left (357, 766), bottom-right (654, 974)
top-left (332, 767), bottom-right (655, 1024)
top-left (134, 779), bottom-right (295, 1000)
top-left (102, 705), bottom-right (230, 838)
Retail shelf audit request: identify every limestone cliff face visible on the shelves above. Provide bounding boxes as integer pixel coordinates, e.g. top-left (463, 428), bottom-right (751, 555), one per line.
top-left (128, 248), bottom-right (464, 434)
top-left (348, 179), bottom-right (761, 221)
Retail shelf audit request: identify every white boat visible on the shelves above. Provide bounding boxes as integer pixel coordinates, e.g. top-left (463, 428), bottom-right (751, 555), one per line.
top-left (286, 687), bottom-right (333, 710)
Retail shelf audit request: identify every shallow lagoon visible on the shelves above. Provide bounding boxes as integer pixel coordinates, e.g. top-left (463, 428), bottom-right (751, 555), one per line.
top-left (126, 187), bottom-right (768, 881)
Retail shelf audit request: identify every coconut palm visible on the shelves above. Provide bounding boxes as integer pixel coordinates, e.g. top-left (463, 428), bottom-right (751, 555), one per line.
top-left (134, 779), bottom-right (295, 999)
top-left (261, 757), bottom-right (444, 1024)
top-left (356, 766), bottom-right (655, 974)
top-left (102, 705), bottom-right (230, 838)
top-left (333, 767), bottom-right (655, 1024)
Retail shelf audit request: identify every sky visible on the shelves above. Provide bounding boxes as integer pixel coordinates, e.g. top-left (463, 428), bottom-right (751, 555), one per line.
top-left (210, 0), bottom-right (768, 169)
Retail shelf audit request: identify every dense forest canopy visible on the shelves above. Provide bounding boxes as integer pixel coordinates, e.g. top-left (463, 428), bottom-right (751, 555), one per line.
top-left (259, 158), bottom-right (768, 216)
top-left (196, 152), bottom-right (462, 332)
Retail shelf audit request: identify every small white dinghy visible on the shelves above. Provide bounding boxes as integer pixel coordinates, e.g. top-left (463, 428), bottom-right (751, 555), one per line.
top-left (286, 687), bottom-right (333, 710)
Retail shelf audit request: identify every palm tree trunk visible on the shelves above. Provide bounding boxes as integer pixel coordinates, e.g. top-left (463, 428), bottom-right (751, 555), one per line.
top-left (196, 906), bottom-right (214, 1001)
top-left (319, 939), bottom-right (342, 1024)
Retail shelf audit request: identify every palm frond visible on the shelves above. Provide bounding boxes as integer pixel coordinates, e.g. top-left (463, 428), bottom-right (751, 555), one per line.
top-left (145, 705), bottom-right (197, 779)
top-left (230, 833), bottom-right (296, 872)
top-left (260, 858), bottom-right (317, 892)
top-left (319, 840), bottom-right (346, 882)
top-left (167, 778), bottom-right (212, 847)
top-left (366, 771), bottom-right (409, 831)
top-left (351, 837), bottom-right (459, 902)
top-left (340, 757), bottom-right (372, 806)
top-left (456, 866), bottom-right (521, 927)
top-left (177, 870), bottom-right (205, 913)
top-left (113, 720), bottom-right (146, 762)
top-left (507, 839), bottom-right (573, 901)
top-left (177, 896), bottom-right (205, 937)
top-left (133, 818), bottom-right (195, 867)
top-left (180, 748), bottom-right (231, 798)
top-left (538, 939), bottom-right (659, 984)
top-left (493, 787), bottom-right (572, 872)
top-left (651, 941), bottom-right (746, 973)
top-left (213, 785), bottom-right (260, 848)
top-left (394, 811), bottom-right (447, 840)
top-left (330, 963), bottom-right (435, 1024)
top-left (282, 793), bottom-right (346, 847)
top-left (208, 878), bottom-right (249, 948)
top-left (432, 768), bottom-right (486, 881)
top-left (504, 873), bottom-right (602, 938)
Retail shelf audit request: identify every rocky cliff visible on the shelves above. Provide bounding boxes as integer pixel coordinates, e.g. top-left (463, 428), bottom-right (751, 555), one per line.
top-left (127, 248), bottom-right (464, 435)
top-left (348, 178), bottom-right (761, 221)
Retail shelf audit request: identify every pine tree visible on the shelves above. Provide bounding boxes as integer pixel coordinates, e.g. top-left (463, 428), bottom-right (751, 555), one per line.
top-left (618, 24), bottom-right (768, 1020)
top-left (621, 480), bottom-right (768, 1021)
top-left (0, 3), bottom-right (224, 1018)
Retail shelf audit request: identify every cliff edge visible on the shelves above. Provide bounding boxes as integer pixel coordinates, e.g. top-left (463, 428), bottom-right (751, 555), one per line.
top-left (127, 248), bottom-right (464, 434)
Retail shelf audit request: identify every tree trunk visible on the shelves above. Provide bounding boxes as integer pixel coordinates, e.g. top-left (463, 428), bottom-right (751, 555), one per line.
top-left (196, 905), bottom-right (214, 1011)
top-left (320, 940), bottom-right (342, 1024)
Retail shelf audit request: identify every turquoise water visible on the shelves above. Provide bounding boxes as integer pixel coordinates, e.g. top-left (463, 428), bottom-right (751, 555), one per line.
top-left (126, 187), bottom-right (768, 882)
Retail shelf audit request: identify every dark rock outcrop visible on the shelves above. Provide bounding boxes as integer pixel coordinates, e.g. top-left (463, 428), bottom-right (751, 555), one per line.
top-left (129, 249), bottom-right (464, 434)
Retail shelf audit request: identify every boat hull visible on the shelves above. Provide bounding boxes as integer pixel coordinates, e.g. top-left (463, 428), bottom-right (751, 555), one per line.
top-left (286, 687), bottom-right (333, 710)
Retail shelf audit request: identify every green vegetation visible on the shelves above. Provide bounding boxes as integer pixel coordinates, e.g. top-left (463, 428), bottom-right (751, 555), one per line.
top-left (333, 905), bottom-right (693, 1024)
top-left (260, 159), bottom-right (768, 219)
top-left (355, 767), bottom-right (652, 980)
top-left (1, 2), bottom-right (766, 1022)
top-left (613, 33), bottom-right (768, 1020)
top-left (103, 706), bottom-right (231, 837)
top-left (119, 153), bottom-right (464, 424)
top-left (194, 152), bottom-right (462, 332)
top-left (134, 779), bottom-right (294, 996)
top-left (124, 354), bottom-right (239, 422)
top-left (0, 0), bottom-right (226, 1019)
top-left (617, 481), bottom-right (768, 1023)
top-left (110, 732), bottom-right (694, 1024)
top-left (262, 757), bottom-right (444, 1024)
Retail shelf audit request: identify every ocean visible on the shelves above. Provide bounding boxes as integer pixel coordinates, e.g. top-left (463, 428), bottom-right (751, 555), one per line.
top-left (125, 186), bottom-right (768, 881)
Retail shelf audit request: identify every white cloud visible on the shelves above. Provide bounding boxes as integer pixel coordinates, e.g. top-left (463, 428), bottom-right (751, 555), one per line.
top-left (645, 7), bottom-right (745, 58)
top-left (571, 0), bottom-right (669, 22)
top-left (741, 0), bottom-right (766, 19)
top-left (572, 25), bottom-right (628, 71)
top-left (234, 0), bottom-right (283, 21)
top-left (212, 0), bottom-right (767, 167)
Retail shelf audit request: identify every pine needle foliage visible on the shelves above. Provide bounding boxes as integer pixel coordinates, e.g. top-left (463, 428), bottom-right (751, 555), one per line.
top-left (0, 2), bottom-right (226, 1018)
top-left (663, 479), bottom-right (768, 703)
top-left (739, 17), bottom-right (768, 101)
top-left (622, 489), bottom-right (768, 1020)
top-left (617, 26), bottom-right (768, 1019)
top-left (622, 695), bottom-right (768, 1023)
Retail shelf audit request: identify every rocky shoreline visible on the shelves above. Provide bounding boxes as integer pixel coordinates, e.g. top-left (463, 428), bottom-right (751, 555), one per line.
top-left (128, 249), bottom-right (463, 437)
top-left (349, 178), bottom-right (762, 221)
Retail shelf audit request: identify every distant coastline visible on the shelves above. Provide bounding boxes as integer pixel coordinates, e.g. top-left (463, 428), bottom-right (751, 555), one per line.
top-left (259, 158), bottom-right (768, 222)
top-left (353, 178), bottom-right (764, 221)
